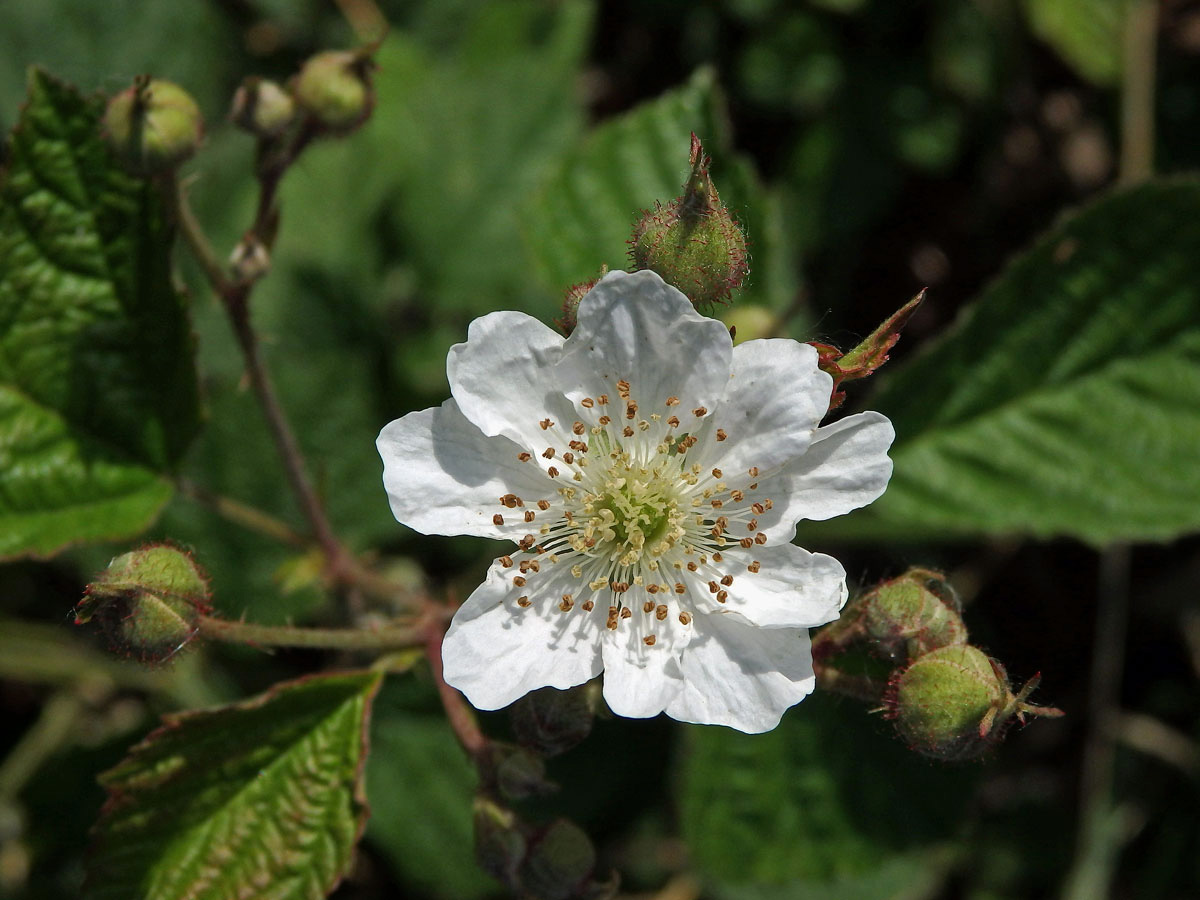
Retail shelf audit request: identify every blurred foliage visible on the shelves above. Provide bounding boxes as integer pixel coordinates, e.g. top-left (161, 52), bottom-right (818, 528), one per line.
top-left (2, 1), bottom-right (1200, 899)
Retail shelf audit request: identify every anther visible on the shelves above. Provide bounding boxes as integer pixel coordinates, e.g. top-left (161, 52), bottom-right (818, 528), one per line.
top-left (517, 596), bottom-right (531, 608)
top-left (542, 448), bottom-right (555, 459)
top-left (667, 415), bottom-right (680, 428)
top-left (606, 607), bottom-right (618, 630)
top-left (616, 380), bottom-right (631, 397)
top-left (562, 452), bottom-right (574, 464)
top-left (620, 607), bottom-right (632, 619)
top-left (716, 590), bottom-right (728, 603)
top-left (581, 397), bottom-right (594, 408)
top-left (625, 403), bottom-right (637, 420)
top-left (493, 514), bottom-right (504, 526)
top-left (547, 467), bottom-right (559, 478)
top-left (674, 582), bottom-right (686, 594)
top-left (720, 575), bottom-right (734, 586)
top-left (518, 452), bottom-right (532, 461)
top-left (559, 595), bottom-right (574, 612)
top-left (623, 426), bottom-right (634, 437)
top-left (755, 533), bottom-right (767, 545)
top-left (540, 418), bottom-right (553, 430)
top-left (739, 537), bottom-right (754, 548)
top-left (643, 600), bottom-right (655, 613)
top-left (513, 576), bottom-right (526, 587)
top-left (747, 561), bottom-right (761, 573)
top-left (748, 467), bottom-right (759, 477)
top-left (730, 490), bottom-right (744, 502)
top-left (711, 499), bottom-right (723, 508)
top-left (519, 535), bottom-right (535, 550)
top-left (764, 499), bottom-right (773, 509)
top-left (643, 635), bottom-right (657, 646)
top-left (716, 429), bottom-right (727, 441)
top-left (499, 556), bottom-right (513, 567)
top-left (712, 552), bottom-right (723, 562)
top-left (708, 581), bottom-right (719, 593)
top-left (599, 415), bottom-right (611, 425)
top-left (752, 502), bottom-right (765, 514)
top-left (711, 468), bottom-right (722, 478)
top-left (647, 584), bottom-right (660, 594)
top-left (747, 518), bottom-right (758, 531)
top-left (582, 599), bottom-right (595, 611)
top-left (524, 510), bottom-right (535, 522)
top-left (573, 421), bottom-right (585, 435)
top-left (501, 493), bottom-right (519, 508)
top-left (666, 396), bottom-right (680, 406)
top-left (686, 561), bottom-right (698, 572)
top-left (678, 611), bottom-right (692, 625)
top-left (693, 406), bottom-right (708, 417)
top-left (655, 604), bottom-right (668, 621)
top-left (537, 499), bottom-right (551, 510)
top-left (597, 394), bottom-right (609, 404)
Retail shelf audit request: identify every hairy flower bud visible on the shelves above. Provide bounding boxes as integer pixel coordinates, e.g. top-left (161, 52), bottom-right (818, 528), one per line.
top-left (629, 133), bottom-right (748, 307)
top-left (519, 819), bottom-right (599, 900)
top-left (556, 267), bottom-right (607, 335)
top-left (230, 77), bottom-right (295, 138)
top-left (510, 686), bottom-right (595, 758)
top-left (76, 543), bottom-right (211, 664)
top-left (861, 568), bottom-right (967, 660)
top-left (102, 77), bottom-right (204, 175)
top-left (293, 49), bottom-right (375, 134)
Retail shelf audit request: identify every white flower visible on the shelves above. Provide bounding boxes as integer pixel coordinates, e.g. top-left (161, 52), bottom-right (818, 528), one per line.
top-left (377, 270), bottom-right (894, 733)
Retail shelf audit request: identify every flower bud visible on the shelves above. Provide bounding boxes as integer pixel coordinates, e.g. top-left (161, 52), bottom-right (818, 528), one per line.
top-left (519, 819), bottom-right (598, 900)
top-left (102, 77), bottom-right (204, 175)
top-left (488, 743), bottom-right (557, 800)
top-left (861, 568), bottom-right (967, 661)
top-left (629, 133), bottom-right (748, 307)
top-left (509, 685), bottom-right (594, 758)
top-left (229, 77), bottom-right (295, 138)
top-left (473, 796), bottom-right (527, 886)
top-left (556, 266), bottom-right (607, 335)
top-left (292, 49), bottom-right (375, 134)
top-left (76, 543), bottom-right (211, 664)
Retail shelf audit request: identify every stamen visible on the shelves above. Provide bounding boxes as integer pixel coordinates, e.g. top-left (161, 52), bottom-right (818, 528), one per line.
top-left (517, 596), bottom-right (531, 607)
top-left (540, 418), bottom-right (553, 430)
top-left (655, 604), bottom-right (668, 621)
top-left (643, 635), bottom-right (657, 646)
top-left (524, 510), bottom-right (536, 522)
top-left (518, 452), bottom-right (532, 461)
top-left (716, 590), bottom-right (728, 603)
top-left (716, 429), bottom-right (727, 441)
top-left (542, 448), bottom-right (555, 459)
top-left (493, 514), bottom-right (504, 526)
top-left (747, 561), bottom-right (761, 573)
top-left (693, 406), bottom-right (708, 417)
top-left (581, 397), bottom-right (594, 408)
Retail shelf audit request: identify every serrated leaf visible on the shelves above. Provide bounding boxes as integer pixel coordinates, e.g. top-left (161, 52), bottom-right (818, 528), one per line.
top-left (816, 180), bottom-right (1200, 542)
top-left (820, 180), bottom-right (1200, 545)
top-left (521, 67), bottom-right (799, 316)
top-left (85, 670), bottom-right (383, 900)
top-left (0, 68), bottom-right (200, 559)
top-left (677, 693), bottom-right (975, 886)
top-left (1021, 0), bottom-right (1124, 86)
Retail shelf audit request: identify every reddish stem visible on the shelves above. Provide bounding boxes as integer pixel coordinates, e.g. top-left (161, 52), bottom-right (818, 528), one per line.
top-left (424, 615), bottom-right (488, 760)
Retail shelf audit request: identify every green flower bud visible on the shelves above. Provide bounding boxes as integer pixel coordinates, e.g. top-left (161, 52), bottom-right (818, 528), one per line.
top-left (102, 77), bottom-right (203, 175)
top-left (76, 543), bottom-right (211, 664)
top-left (510, 685), bottom-right (594, 758)
top-left (861, 568), bottom-right (967, 661)
top-left (885, 645), bottom-right (1005, 760)
top-left (629, 133), bottom-right (749, 307)
top-left (229, 77), bottom-right (295, 138)
top-left (519, 819), bottom-right (597, 900)
top-left (473, 796), bottom-right (527, 887)
top-left (293, 50), bottom-right (375, 134)
top-left (488, 743), bottom-right (557, 800)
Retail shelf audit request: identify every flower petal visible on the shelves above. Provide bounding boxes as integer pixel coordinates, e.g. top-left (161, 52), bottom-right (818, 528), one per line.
top-left (700, 339), bottom-right (831, 475)
top-left (667, 615), bottom-right (816, 733)
top-left (690, 544), bottom-right (847, 628)
top-left (601, 626), bottom-right (685, 719)
top-left (754, 410), bottom-right (896, 541)
top-left (377, 399), bottom-right (553, 539)
top-left (442, 559), bottom-right (607, 710)
top-left (557, 270), bottom-right (732, 421)
top-left (447, 310), bottom-right (574, 449)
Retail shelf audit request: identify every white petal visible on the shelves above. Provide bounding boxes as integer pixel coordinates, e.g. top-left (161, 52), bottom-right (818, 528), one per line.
top-left (700, 339), bottom-right (831, 475)
top-left (557, 270), bottom-right (732, 422)
top-left (754, 410), bottom-right (895, 541)
top-left (441, 559), bottom-right (607, 710)
top-left (447, 310), bottom-right (575, 449)
top-left (667, 615), bottom-right (816, 733)
top-left (377, 399), bottom-right (553, 539)
top-left (691, 544), bottom-right (847, 628)
top-left (601, 624), bottom-right (685, 719)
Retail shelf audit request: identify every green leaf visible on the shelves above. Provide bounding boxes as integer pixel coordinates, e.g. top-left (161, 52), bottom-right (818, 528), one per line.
top-left (1021, 0), bottom-right (1124, 86)
top-left (0, 69), bottom-right (200, 559)
top-left (521, 67), bottom-right (800, 317)
top-left (365, 683), bottom-right (495, 898)
top-left (822, 180), bottom-right (1200, 545)
top-left (677, 693), bottom-right (975, 887)
top-left (85, 670), bottom-right (383, 900)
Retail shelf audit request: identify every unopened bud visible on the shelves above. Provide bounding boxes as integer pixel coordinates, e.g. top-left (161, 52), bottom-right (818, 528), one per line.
top-left (293, 49), bottom-right (375, 134)
top-left (510, 685), bottom-right (594, 758)
top-left (629, 133), bottom-right (748, 307)
top-left (861, 568), bottom-right (967, 660)
top-left (519, 819), bottom-right (597, 900)
top-left (102, 77), bottom-right (204, 175)
top-left (474, 796), bottom-right (527, 886)
top-left (556, 266), bottom-right (607, 335)
top-left (230, 77), bottom-right (295, 138)
top-left (488, 743), bottom-right (557, 800)
top-left (76, 543), bottom-right (211, 664)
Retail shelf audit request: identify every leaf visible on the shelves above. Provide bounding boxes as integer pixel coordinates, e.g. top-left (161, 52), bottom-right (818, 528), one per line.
top-left (365, 683), bottom-right (496, 898)
top-left (85, 670), bottom-right (383, 900)
top-left (1021, 0), bottom-right (1124, 86)
top-left (677, 693), bottom-right (975, 887)
top-left (0, 69), bottom-right (200, 559)
top-left (817, 180), bottom-right (1200, 545)
top-left (520, 67), bottom-right (800, 317)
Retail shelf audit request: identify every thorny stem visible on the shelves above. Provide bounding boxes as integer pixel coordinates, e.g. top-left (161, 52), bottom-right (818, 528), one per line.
top-left (424, 614), bottom-right (488, 761)
top-left (197, 614), bottom-right (431, 651)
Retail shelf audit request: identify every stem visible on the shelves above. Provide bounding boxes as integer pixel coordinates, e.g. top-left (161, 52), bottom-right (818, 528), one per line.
top-left (165, 173), bottom-right (232, 295)
top-left (0, 692), bottom-right (83, 800)
top-left (424, 616), bottom-right (488, 760)
top-left (197, 614), bottom-right (425, 651)
top-left (814, 664), bottom-right (887, 704)
top-left (1119, 0), bottom-right (1158, 185)
top-left (177, 478), bottom-right (309, 548)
